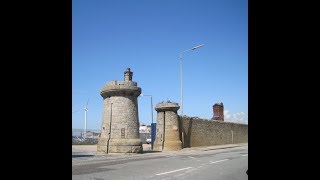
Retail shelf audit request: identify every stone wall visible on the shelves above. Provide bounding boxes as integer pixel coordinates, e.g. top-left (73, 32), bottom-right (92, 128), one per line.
top-left (181, 116), bottom-right (248, 148)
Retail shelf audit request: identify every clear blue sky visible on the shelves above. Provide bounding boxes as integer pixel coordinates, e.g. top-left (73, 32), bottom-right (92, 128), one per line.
top-left (72, 0), bottom-right (248, 130)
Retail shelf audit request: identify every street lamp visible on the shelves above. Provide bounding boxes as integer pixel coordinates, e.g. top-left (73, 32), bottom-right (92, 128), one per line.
top-left (140, 94), bottom-right (154, 150)
top-left (179, 44), bottom-right (204, 116)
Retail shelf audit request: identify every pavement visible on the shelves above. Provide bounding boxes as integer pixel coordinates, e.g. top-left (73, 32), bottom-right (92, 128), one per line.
top-left (72, 143), bottom-right (248, 160)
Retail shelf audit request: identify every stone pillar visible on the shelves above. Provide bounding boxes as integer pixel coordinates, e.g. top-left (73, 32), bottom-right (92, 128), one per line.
top-left (154, 102), bottom-right (182, 151)
top-left (153, 110), bottom-right (164, 151)
top-left (97, 68), bottom-right (143, 153)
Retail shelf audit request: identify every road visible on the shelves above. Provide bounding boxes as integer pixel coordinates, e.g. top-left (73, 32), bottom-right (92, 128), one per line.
top-left (72, 144), bottom-right (248, 180)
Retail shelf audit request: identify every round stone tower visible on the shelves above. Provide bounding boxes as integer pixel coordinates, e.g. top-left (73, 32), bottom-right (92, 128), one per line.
top-left (153, 101), bottom-right (182, 151)
top-left (97, 68), bottom-right (143, 153)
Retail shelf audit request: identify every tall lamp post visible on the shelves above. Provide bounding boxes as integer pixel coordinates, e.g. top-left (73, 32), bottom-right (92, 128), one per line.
top-left (140, 94), bottom-right (154, 150)
top-left (179, 44), bottom-right (204, 116)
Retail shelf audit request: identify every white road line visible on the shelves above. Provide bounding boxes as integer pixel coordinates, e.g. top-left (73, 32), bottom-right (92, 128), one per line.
top-left (242, 154), bottom-right (248, 156)
top-left (210, 159), bottom-right (229, 164)
top-left (156, 167), bottom-right (193, 176)
top-left (188, 156), bottom-right (196, 159)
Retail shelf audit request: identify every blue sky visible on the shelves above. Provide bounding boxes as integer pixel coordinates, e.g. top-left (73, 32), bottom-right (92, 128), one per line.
top-left (72, 0), bottom-right (248, 130)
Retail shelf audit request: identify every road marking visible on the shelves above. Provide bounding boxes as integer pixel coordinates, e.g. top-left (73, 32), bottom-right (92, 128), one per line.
top-left (210, 159), bottom-right (229, 164)
top-left (188, 156), bottom-right (196, 159)
top-left (156, 167), bottom-right (193, 176)
top-left (241, 154), bottom-right (248, 156)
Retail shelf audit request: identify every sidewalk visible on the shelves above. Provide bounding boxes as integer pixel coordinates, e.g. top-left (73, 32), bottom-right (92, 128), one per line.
top-left (72, 143), bottom-right (247, 156)
top-left (180, 143), bottom-right (247, 152)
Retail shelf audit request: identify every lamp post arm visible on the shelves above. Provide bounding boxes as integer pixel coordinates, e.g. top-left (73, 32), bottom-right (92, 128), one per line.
top-left (180, 44), bottom-right (204, 56)
top-left (180, 48), bottom-right (192, 59)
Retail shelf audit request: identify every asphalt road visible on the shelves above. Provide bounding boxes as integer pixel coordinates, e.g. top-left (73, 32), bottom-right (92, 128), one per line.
top-left (72, 144), bottom-right (248, 180)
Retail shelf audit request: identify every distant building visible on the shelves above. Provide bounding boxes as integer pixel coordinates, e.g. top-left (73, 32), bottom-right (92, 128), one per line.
top-left (139, 124), bottom-right (151, 133)
top-left (212, 102), bottom-right (224, 121)
top-left (139, 124), bottom-right (151, 144)
top-left (139, 124), bottom-right (147, 133)
top-left (84, 131), bottom-right (100, 139)
top-left (146, 125), bottom-right (151, 133)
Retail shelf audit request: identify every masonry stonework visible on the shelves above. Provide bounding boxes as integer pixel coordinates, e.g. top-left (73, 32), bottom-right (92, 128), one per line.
top-left (153, 102), bottom-right (182, 151)
top-left (181, 116), bottom-right (247, 148)
top-left (97, 68), bottom-right (143, 153)
top-left (154, 102), bottom-right (247, 150)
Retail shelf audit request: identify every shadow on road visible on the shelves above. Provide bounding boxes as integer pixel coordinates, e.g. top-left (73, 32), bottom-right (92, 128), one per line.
top-left (142, 150), bottom-right (162, 154)
top-left (72, 154), bottom-right (95, 158)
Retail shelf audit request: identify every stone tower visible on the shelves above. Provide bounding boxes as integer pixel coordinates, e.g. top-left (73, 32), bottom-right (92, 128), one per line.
top-left (97, 68), bottom-right (143, 153)
top-left (153, 101), bottom-right (182, 151)
top-left (212, 102), bottom-right (224, 121)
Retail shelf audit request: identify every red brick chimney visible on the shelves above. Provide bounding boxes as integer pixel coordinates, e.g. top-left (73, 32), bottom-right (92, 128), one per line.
top-left (212, 102), bottom-right (224, 121)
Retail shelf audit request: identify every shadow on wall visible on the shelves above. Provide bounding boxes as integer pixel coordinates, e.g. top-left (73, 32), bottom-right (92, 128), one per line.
top-left (181, 116), bottom-right (193, 148)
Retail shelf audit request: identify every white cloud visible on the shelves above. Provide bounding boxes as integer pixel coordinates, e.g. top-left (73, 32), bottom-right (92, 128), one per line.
top-left (224, 110), bottom-right (248, 124)
top-left (224, 110), bottom-right (232, 121)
